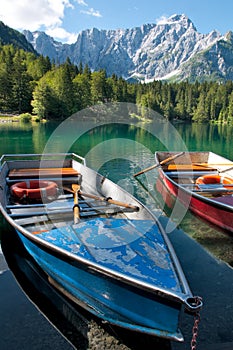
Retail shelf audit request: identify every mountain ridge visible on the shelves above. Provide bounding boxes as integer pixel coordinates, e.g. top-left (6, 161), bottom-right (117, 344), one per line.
top-left (1, 14), bottom-right (233, 82)
top-left (0, 21), bottom-right (37, 54)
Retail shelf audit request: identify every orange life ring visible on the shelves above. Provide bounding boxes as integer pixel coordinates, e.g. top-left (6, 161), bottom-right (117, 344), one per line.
top-left (11, 180), bottom-right (58, 201)
top-left (196, 174), bottom-right (233, 189)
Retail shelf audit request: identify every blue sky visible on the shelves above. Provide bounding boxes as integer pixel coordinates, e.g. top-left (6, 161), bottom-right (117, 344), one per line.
top-left (1, 0), bottom-right (233, 43)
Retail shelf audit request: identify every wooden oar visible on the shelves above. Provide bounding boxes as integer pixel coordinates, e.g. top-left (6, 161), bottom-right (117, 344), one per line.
top-left (79, 191), bottom-right (139, 211)
top-left (194, 162), bottom-right (233, 174)
top-left (133, 152), bottom-right (185, 177)
top-left (219, 165), bottom-right (233, 174)
top-left (72, 184), bottom-right (80, 224)
top-left (64, 186), bottom-right (139, 211)
top-left (194, 162), bottom-right (233, 167)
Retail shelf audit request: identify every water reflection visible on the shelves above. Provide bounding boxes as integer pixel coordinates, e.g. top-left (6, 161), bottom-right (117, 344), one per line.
top-left (0, 122), bottom-right (48, 155)
top-left (153, 177), bottom-right (233, 266)
top-left (175, 122), bottom-right (233, 159)
top-left (1, 118), bottom-right (232, 161)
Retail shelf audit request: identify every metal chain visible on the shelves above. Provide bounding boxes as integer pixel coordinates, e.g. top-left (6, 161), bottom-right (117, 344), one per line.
top-left (190, 297), bottom-right (202, 350)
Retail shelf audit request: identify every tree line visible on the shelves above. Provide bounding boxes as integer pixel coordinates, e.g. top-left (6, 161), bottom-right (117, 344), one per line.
top-left (0, 44), bottom-right (233, 123)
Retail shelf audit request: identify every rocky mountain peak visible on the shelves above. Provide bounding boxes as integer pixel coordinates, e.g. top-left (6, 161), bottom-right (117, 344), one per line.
top-left (22, 14), bottom-right (233, 82)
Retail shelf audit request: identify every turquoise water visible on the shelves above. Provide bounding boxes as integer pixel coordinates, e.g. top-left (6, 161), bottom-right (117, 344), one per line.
top-left (1, 119), bottom-right (232, 158)
top-left (1, 117), bottom-right (233, 264)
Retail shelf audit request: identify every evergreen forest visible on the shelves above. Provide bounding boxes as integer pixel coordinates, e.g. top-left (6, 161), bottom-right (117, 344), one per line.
top-left (1, 44), bottom-right (233, 123)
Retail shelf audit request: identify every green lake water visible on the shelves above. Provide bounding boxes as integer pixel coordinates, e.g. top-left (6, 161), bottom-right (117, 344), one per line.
top-left (1, 116), bottom-right (233, 265)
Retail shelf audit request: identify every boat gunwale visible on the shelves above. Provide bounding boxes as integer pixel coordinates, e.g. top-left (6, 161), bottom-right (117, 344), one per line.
top-left (0, 152), bottom-right (86, 165)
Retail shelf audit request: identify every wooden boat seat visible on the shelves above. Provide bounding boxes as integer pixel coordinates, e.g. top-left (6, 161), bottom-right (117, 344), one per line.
top-left (164, 164), bottom-right (216, 172)
top-left (167, 170), bottom-right (218, 178)
top-left (8, 167), bottom-right (80, 180)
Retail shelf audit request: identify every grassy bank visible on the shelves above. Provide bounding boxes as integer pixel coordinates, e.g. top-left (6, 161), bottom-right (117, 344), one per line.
top-left (0, 114), bottom-right (46, 123)
top-left (0, 114), bottom-right (20, 122)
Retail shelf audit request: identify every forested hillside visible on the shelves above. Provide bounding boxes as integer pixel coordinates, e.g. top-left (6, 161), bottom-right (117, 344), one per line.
top-left (0, 44), bottom-right (233, 123)
top-left (0, 21), bottom-right (36, 53)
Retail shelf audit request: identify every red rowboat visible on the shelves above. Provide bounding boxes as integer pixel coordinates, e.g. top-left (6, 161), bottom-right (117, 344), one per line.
top-left (155, 151), bottom-right (233, 233)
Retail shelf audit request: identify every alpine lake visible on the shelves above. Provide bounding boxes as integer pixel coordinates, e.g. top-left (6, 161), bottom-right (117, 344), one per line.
top-left (1, 114), bottom-right (233, 265)
top-left (1, 111), bottom-right (233, 349)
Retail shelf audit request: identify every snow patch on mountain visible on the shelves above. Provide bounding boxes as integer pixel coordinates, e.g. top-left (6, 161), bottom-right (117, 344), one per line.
top-left (23, 14), bottom-right (231, 82)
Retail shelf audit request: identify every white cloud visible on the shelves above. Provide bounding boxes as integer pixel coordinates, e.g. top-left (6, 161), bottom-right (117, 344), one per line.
top-left (76, 0), bottom-right (88, 6)
top-left (0, 0), bottom-right (72, 31)
top-left (80, 7), bottom-right (102, 18)
top-left (75, 1), bottom-right (102, 18)
top-left (0, 0), bottom-right (78, 43)
top-left (0, 0), bottom-right (102, 43)
top-left (46, 27), bottom-right (78, 44)
top-left (156, 15), bottom-right (169, 25)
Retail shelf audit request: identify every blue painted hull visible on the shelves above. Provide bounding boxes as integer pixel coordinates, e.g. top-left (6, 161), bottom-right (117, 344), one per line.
top-left (16, 219), bottom-right (184, 341)
top-left (0, 152), bottom-right (202, 343)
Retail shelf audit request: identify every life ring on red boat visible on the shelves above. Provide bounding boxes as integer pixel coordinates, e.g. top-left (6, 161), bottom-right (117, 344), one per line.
top-left (10, 180), bottom-right (58, 201)
top-left (196, 174), bottom-right (233, 189)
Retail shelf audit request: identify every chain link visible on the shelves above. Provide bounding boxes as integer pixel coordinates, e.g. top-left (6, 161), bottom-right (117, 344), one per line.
top-left (190, 297), bottom-right (202, 350)
top-left (191, 312), bottom-right (200, 350)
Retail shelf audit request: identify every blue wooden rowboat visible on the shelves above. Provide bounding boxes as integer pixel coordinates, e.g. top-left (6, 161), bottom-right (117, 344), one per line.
top-left (0, 153), bottom-right (202, 342)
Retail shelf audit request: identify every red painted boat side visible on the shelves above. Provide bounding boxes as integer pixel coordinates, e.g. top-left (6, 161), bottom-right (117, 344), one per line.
top-left (157, 170), bottom-right (233, 233)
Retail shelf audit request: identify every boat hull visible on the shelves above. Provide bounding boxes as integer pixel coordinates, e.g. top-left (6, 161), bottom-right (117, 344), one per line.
top-left (0, 153), bottom-right (202, 343)
top-left (155, 152), bottom-right (233, 233)
top-left (17, 229), bottom-right (183, 341)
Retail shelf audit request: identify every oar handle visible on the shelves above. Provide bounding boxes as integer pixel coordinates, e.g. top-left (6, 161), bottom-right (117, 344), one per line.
top-left (133, 152), bottom-right (185, 177)
top-left (133, 163), bottom-right (159, 177)
top-left (79, 191), bottom-right (139, 211)
top-left (220, 165), bottom-right (233, 173)
top-left (64, 186), bottom-right (139, 211)
top-left (72, 184), bottom-right (80, 224)
top-left (194, 163), bottom-right (233, 174)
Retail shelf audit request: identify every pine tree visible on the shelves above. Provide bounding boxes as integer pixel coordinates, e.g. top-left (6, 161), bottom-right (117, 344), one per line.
top-left (91, 70), bottom-right (107, 104)
top-left (227, 91), bottom-right (233, 123)
top-left (192, 92), bottom-right (209, 122)
top-left (73, 69), bottom-right (92, 110)
top-left (11, 50), bottom-right (32, 113)
top-left (31, 81), bottom-right (53, 119)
